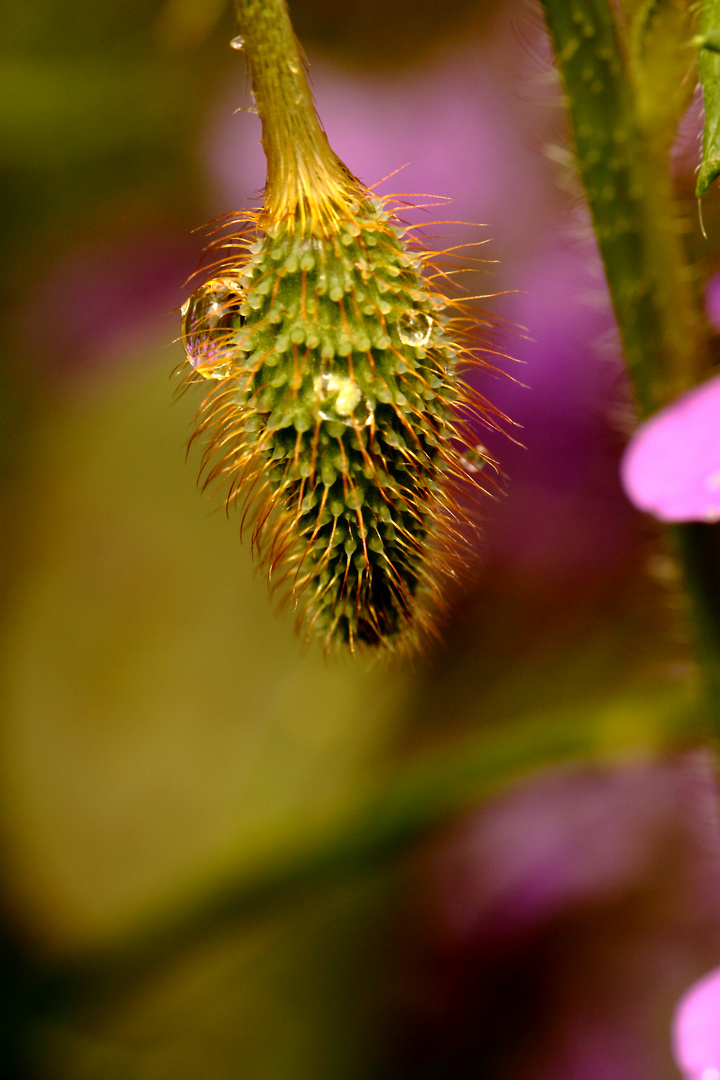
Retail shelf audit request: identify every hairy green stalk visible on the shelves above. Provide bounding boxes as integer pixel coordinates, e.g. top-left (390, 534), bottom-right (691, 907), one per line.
top-left (232, 0), bottom-right (359, 228)
top-left (540, 0), bottom-right (707, 415)
top-left (540, 0), bottom-right (720, 721)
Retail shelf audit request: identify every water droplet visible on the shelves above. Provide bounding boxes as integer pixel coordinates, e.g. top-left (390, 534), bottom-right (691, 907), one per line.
top-left (398, 312), bottom-right (433, 348)
top-left (230, 35), bottom-right (245, 50)
top-left (314, 373), bottom-right (365, 422)
top-left (315, 373), bottom-right (338, 420)
top-left (181, 278), bottom-right (245, 380)
top-left (459, 444), bottom-right (488, 474)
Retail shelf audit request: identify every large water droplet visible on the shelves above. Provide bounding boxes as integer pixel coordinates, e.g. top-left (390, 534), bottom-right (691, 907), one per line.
top-left (181, 278), bottom-right (245, 380)
top-left (230, 35), bottom-right (245, 50)
top-left (398, 312), bottom-right (433, 348)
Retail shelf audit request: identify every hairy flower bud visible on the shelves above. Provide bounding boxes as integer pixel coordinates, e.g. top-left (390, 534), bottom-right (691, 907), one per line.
top-left (180, 0), bottom-right (505, 651)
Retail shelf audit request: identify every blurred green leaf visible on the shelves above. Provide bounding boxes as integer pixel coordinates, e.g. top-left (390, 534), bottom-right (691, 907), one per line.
top-left (0, 344), bottom-right (702, 989)
top-left (35, 876), bottom-right (396, 1080)
top-left (35, 680), bottom-right (700, 1016)
top-left (0, 347), bottom-right (411, 954)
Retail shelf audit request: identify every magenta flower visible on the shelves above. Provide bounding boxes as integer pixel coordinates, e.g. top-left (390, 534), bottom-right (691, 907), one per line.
top-left (620, 375), bottom-right (720, 522)
top-left (672, 966), bottom-right (720, 1080)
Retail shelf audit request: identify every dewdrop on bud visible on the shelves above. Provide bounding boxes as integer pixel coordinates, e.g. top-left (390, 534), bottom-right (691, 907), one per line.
top-left (181, 278), bottom-right (246, 380)
top-left (180, 0), bottom-right (506, 652)
top-left (398, 312), bottom-right (433, 348)
top-left (315, 373), bottom-right (365, 422)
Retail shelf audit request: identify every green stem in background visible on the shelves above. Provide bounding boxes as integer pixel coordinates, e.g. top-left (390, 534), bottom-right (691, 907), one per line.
top-left (232, 0), bottom-right (360, 229)
top-left (673, 521), bottom-right (720, 718)
top-left (539, 0), bottom-right (707, 415)
top-left (540, 0), bottom-right (720, 728)
top-left (29, 687), bottom-right (698, 1015)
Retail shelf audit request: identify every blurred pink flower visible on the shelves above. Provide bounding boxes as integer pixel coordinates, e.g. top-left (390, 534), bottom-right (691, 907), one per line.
top-left (672, 966), bottom-right (720, 1080)
top-left (620, 375), bottom-right (720, 523)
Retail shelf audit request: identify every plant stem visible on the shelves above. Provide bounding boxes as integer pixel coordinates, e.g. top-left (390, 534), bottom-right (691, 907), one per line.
top-left (540, 0), bottom-right (720, 732)
top-left (232, 0), bottom-right (358, 228)
top-left (674, 521), bottom-right (720, 722)
top-left (539, 0), bottom-right (708, 415)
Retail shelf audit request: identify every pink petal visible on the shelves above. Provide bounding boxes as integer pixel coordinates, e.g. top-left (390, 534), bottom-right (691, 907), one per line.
top-left (672, 966), bottom-right (720, 1079)
top-left (620, 375), bottom-right (720, 523)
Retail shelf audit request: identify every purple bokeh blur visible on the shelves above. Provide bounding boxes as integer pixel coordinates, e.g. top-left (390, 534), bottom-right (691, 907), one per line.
top-left (25, 231), bottom-right (198, 377)
top-left (207, 41), bottom-right (550, 253)
top-left (673, 964), bottom-right (720, 1079)
top-left (395, 754), bottom-right (720, 1079)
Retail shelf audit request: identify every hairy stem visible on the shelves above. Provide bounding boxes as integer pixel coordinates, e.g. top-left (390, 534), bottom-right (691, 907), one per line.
top-left (541, 0), bottom-right (720, 731)
top-left (232, 0), bottom-right (358, 226)
top-left (540, 0), bottom-right (708, 415)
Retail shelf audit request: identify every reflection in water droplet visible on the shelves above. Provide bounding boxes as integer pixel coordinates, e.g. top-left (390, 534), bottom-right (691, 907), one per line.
top-left (230, 35), bottom-right (245, 50)
top-left (181, 278), bottom-right (245, 380)
top-left (459, 444), bottom-right (488, 475)
top-left (314, 373), bottom-right (368, 422)
top-left (398, 312), bottom-right (433, 347)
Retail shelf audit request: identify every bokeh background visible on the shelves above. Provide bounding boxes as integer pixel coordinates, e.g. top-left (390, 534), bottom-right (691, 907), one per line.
top-left (1, 1), bottom-right (720, 1077)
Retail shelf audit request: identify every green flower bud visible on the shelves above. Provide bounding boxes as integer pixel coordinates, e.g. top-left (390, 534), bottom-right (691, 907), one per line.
top-left (180, 0), bottom-right (505, 652)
